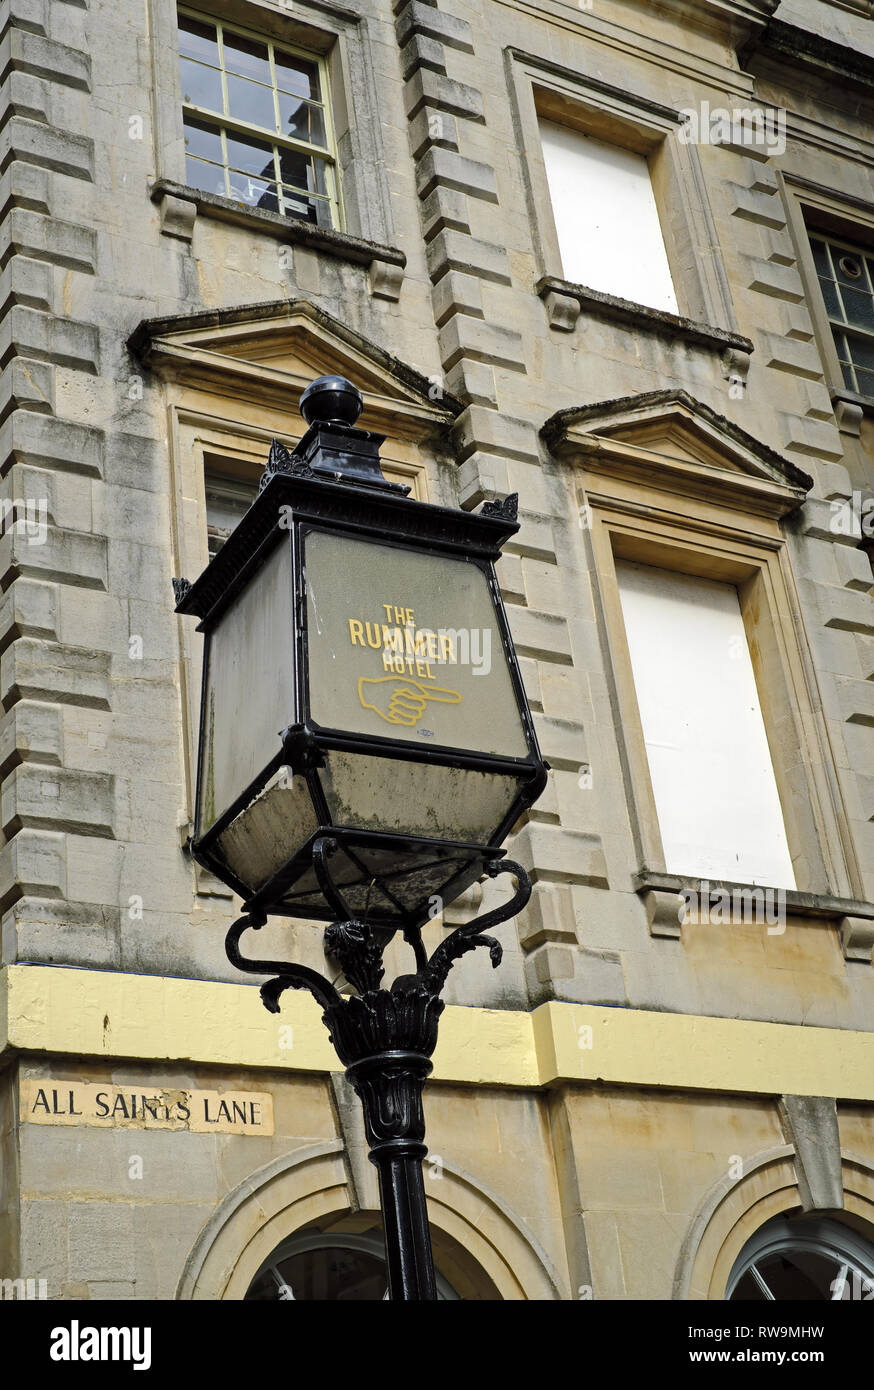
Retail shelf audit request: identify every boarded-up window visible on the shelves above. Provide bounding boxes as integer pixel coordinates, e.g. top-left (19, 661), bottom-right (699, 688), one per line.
top-left (616, 560), bottom-right (795, 886)
top-left (538, 118), bottom-right (678, 314)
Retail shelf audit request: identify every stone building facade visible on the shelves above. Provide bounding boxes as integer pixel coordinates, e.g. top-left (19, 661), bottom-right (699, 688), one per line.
top-left (1, 0), bottom-right (874, 1300)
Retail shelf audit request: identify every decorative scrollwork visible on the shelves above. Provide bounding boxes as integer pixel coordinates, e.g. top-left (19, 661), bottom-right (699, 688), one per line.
top-left (171, 576), bottom-right (192, 605)
top-left (480, 492), bottom-right (519, 521)
top-left (324, 919), bottom-right (385, 996)
top-left (225, 858), bottom-right (531, 1054)
top-left (224, 910), bottom-right (342, 1015)
top-left (418, 858), bottom-right (531, 995)
top-left (258, 437), bottom-right (316, 494)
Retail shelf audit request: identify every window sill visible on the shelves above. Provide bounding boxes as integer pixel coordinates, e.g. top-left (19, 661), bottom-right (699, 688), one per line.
top-left (536, 275), bottom-right (754, 362)
top-left (634, 868), bottom-right (874, 961)
top-left (151, 180), bottom-right (406, 298)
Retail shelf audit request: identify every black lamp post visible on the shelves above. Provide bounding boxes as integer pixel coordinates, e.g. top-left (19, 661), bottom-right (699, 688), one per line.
top-left (173, 376), bottom-right (547, 1300)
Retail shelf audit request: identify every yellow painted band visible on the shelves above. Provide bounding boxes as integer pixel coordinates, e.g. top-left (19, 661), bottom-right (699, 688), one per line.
top-left (2, 965), bottom-right (874, 1100)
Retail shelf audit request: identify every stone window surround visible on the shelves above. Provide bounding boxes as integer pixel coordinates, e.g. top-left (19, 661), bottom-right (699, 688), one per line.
top-left (177, 4), bottom-right (342, 227)
top-left (545, 399), bottom-right (871, 958)
top-left (506, 48), bottom-right (743, 349)
top-left (147, 0), bottom-right (403, 276)
top-left (780, 170), bottom-right (874, 436)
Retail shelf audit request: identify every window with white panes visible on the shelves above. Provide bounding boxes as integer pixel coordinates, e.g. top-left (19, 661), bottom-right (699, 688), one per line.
top-left (808, 231), bottom-right (874, 399)
top-left (177, 8), bottom-right (339, 228)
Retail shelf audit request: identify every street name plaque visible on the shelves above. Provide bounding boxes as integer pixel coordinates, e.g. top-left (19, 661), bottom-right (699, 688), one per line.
top-left (20, 1080), bottom-right (274, 1134)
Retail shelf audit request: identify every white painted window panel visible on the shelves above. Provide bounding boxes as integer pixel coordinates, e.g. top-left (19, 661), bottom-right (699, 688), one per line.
top-left (538, 118), bottom-right (678, 314)
top-left (615, 560), bottom-right (796, 887)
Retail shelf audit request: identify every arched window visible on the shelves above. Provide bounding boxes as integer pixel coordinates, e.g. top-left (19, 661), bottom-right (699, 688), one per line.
top-left (244, 1232), bottom-right (460, 1301)
top-left (726, 1216), bottom-right (874, 1301)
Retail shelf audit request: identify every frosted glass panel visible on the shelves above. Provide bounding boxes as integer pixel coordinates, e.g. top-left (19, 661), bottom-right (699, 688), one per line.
top-left (538, 119), bottom-right (678, 314)
top-left (199, 539), bottom-right (294, 831)
top-left (616, 560), bottom-right (795, 887)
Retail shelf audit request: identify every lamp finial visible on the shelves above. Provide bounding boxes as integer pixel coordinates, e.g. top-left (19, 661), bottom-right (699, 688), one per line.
top-left (299, 375), bottom-right (363, 428)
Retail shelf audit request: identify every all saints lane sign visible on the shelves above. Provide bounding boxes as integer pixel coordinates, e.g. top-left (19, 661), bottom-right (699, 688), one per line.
top-left (19, 1080), bottom-right (274, 1135)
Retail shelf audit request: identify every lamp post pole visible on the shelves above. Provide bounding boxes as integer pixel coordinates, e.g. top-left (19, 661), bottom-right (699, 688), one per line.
top-left (225, 840), bottom-right (531, 1302)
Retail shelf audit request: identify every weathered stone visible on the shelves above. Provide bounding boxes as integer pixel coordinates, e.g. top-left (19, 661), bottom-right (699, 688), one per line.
top-left (1, 637), bottom-right (111, 707)
top-left (0, 207), bottom-right (96, 272)
top-left (0, 412), bottom-right (103, 477)
top-left (431, 270), bottom-right (483, 325)
top-left (427, 229), bottom-right (511, 283)
top-left (1, 764), bottom-right (115, 838)
top-left (404, 69), bottom-right (484, 122)
top-left (1, 29), bottom-right (91, 90)
top-left (416, 147), bottom-right (498, 203)
top-left (396, 3), bottom-right (474, 53)
top-left (0, 305), bottom-right (98, 376)
top-left (419, 185), bottom-right (470, 240)
top-left (400, 33), bottom-right (446, 80)
top-left (779, 1095), bottom-right (843, 1212)
top-left (0, 116), bottom-right (93, 181)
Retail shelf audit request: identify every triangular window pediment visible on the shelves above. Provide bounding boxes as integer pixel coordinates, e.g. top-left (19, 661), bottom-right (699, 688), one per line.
top-left (542, 390), bottom-right (812, 517)
top-left (129, 298), bottom-right (457, 440)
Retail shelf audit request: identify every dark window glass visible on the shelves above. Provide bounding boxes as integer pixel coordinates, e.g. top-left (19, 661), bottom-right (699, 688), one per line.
top-left (178, 15), bottom-right (218, 65)
top-left (246, 1249), bottom-right (386, 1301)
top-left (228, 170), bottom-right (280, 215)
top-left (226, 73), bottom-right (276, 130)
top-left (278, 148), bottom-right (328, 197)
top-left (183, 115), bottom-right (223, 164)
top-left (841, 285), bottom-right (874, 334)
top-left (277, 146), bottom-right (309, 190)
top-left (275, 50), bottom-right (320, 100)
top-left (226, 132), bottom-right (275, 181)
top-left (185, 156), bottom-right (225, 197)
top-left (277, 92), bottom-right (326, 147)
top-left (834, 251), bottom-right (865, 289)
top-left (223, 31), bottom-right (270, 83)
top-left (809, 237), bottom-right (830, 277)
top-left (177, 13), bottom-right (335, 228)
top-left (808, 230), bottom-right (874, 397)
top-left (731, 1251), bottom-right (843, 1301)
top-left (281, 187), bottom-right (319, 224)
top-left (816, 276), bottom-right (841, 318)
top-left (179, 56), bottom-right (223, 112)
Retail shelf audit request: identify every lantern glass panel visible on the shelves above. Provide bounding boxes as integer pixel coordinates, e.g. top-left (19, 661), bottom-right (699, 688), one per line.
top-left (213, 765), bottom-right (318, 893)
top-left (318, 751), bottom-right (522, 845)
top-left (198, 539), bottom-right (294, 835)
top-left (304, 531), bottom-right (528, 757)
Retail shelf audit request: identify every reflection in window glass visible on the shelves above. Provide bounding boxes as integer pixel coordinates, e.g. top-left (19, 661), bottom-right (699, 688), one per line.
top-left (275, 50), bottom-right (320, 100)
top-left (243, 1234), bottom-right (459, 1301)
top-left (809, 231), bottom-right (874, 398)
top-left (727, 1216), bottom-right (874, 1301)
top-left (176, 7), bottom-right (338, 227)
top-left (222, 31), bottom-right (270, 82)
top-left (178, 14), bottom-right (218, 64)
top-left (205, 470), bottom-right (258, 560)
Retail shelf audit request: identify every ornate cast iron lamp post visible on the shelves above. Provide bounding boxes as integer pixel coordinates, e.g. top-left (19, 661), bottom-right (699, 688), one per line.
top-left (174, 376), bottom-right (547, 1300)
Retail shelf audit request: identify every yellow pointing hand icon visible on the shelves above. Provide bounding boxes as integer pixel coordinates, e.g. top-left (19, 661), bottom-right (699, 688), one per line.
top-left (358, 675), bottom-right (462, 727)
